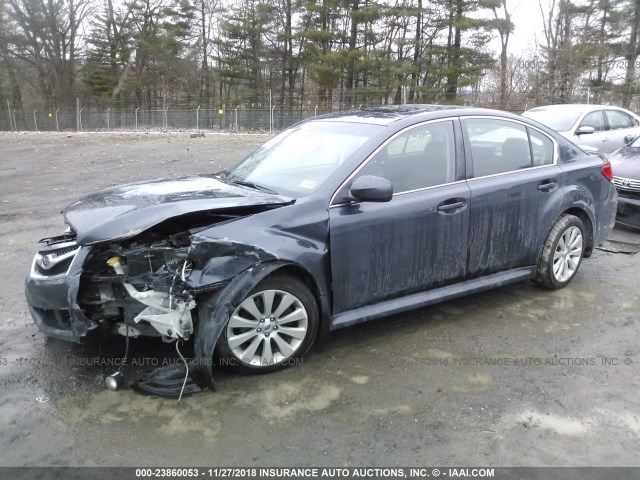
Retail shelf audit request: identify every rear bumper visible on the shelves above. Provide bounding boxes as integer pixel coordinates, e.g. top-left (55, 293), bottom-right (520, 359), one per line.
top-left (594, 186), bottom-right (618, 247)
top-left (25, 246), bottom-right (97, 343)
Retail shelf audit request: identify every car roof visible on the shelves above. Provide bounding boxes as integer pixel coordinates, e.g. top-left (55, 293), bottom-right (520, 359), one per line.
top-left (525, 104), bottom-right (626, 113)
top-left (311, 104), bottom-right (515, 126)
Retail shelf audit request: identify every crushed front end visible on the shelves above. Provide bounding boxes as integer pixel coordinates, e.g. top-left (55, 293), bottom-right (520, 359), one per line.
top-left (24, 174), bottom-right (301, 395)
top-left (26, 229), bottom-right (198, 343)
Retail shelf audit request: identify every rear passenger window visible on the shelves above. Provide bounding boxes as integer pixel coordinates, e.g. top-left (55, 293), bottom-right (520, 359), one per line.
top-left (606, 110), bottom-right (637, 130)
top-left (528, 128), bottom-right (554, 166)
top-left (463, 119), bottom-right (532, 177)
top-left (356, 120), bottom-right (456, 192)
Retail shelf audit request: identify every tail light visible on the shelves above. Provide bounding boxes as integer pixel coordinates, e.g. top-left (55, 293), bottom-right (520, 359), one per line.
top-left (601, 160), bottom-right (613, 182)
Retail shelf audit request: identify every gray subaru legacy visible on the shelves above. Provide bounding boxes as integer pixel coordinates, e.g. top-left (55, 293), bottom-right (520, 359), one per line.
top-left (25, 105), bottom-right (617, 388)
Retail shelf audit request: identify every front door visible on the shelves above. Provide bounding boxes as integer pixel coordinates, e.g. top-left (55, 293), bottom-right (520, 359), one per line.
top-left (329, 119), bottom-right (470, 313)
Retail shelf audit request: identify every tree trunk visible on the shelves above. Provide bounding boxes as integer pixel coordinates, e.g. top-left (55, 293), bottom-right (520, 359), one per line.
top-left (558, 0), bottom-right (572, 103)
top-left (345, 0), bottom-right (359, 106)
top-left (623, 0), bottom-right (640, 108)
top-left (445, 0), bottom-right (462, 102)
top-left (199, 0), bottom-right (211, 107)
top-left (494, 0), bottom-right (511, 108)
top-left (409, 0), bottom-right (422, 103)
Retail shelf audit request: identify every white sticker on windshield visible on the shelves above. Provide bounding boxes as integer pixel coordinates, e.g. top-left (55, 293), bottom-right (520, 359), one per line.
top-left (299, 180), bottom-right (317, 189)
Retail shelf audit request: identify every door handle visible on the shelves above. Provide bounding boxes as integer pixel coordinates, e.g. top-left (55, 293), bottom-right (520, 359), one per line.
top-left (537, 180), bottom-right (558, 192)
top-left (437, 200), bottom-right (466, 213)
top-left (602, 138), bottom-right (610, 142)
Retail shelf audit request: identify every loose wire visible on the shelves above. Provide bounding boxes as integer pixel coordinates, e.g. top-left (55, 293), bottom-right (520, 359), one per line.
top-left (176, 339), bottom-right (189, 404)
top-left (124, 321), bottom-right (130, 365)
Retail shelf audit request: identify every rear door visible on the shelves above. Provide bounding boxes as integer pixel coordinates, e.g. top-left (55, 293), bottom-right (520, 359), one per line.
top-left (461, 117), bottom-right (564, 277)
top-left (329, 119), bottom-right (470, 313)
top-left (603, 109), bottom-right (640, 152)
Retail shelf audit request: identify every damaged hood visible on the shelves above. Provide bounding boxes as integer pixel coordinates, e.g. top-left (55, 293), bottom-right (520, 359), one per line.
top-left (64, 175), bottom-right (293, 245)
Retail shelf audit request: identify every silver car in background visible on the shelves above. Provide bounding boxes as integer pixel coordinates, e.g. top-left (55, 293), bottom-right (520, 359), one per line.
top-left (522, 104), bottom-right (640, 153)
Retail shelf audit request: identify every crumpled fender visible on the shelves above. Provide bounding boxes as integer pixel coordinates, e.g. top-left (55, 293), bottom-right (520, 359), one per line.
top-left (185, 237), bottom-right (278, 289)
top-left (194, 260), bottom-right (293, 389)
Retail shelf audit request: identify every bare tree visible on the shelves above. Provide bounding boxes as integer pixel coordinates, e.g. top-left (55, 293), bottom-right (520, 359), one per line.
top-left (6, 0), bottom-right (92, 109)
top-left (196, 0), bottom-right (221, 107)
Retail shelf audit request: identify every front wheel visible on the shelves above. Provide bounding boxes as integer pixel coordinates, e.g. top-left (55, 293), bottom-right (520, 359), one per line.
top-left (217, 274), bottom-right (318, 374)
top-left (536, 214), bottom-right (585, 290)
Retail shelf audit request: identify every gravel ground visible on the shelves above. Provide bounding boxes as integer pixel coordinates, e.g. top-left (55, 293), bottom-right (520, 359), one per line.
top-left (0, 131), bottom-right (639, 468)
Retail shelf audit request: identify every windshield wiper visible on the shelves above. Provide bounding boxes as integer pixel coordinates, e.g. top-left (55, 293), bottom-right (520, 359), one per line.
top-left (230, 179), bottom-right (279, 195)
top-left (212, 170), bottom-right (232, 181)
top-left (214, 171), bottom-right (279, 195)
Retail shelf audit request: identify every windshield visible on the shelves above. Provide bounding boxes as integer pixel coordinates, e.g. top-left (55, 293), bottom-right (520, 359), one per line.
top-left (522, 109), bottom-right (581, 131)
top-left (225, 121), bottom-right (379, 197)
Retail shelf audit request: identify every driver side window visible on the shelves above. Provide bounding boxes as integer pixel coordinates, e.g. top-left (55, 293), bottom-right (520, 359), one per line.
top-left (579, 111), bottom-right (605, 132)
top-left (354, 120), bottom-right (456, 194)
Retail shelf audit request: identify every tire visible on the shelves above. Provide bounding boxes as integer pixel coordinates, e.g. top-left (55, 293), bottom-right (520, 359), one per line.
top-left (217, 274), bottom-right (318, 374)
top-left (536, 214), bottom-right (586, 290)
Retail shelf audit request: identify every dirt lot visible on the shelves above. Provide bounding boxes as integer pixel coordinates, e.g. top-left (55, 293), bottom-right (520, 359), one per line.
top-left (0, 131), bottom-right (639, 467)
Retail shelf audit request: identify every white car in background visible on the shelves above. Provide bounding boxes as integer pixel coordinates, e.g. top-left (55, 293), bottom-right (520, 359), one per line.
top-left (522, 104), bottom-right (640, 153)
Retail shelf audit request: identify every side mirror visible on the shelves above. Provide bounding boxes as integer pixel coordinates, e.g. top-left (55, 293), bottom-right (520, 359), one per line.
top-left (624, 134), bottom-right (637, 146)
top-left (576, 125), bottom-right (595, 135)
top-left (349, 175), bottom-right (393, 202)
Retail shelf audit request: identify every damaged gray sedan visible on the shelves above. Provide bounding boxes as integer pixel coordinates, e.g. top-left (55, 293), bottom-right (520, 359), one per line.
top-left (25, 105), bottom-right (617, 389)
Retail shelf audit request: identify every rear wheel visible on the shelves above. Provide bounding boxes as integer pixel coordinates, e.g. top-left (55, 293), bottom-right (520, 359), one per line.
top-left (217, 274), bottom-right (318, 374)
top-left (536, 214), bottom-right (585, 289)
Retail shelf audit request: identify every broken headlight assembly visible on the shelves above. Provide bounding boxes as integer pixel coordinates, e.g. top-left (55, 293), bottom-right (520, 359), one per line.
top-left (79, 241), bottom-right (197, 341)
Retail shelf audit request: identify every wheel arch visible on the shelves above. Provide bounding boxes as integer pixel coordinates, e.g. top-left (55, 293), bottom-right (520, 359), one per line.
top-left (536, 206), bottom-right (594, 267)
top-left (194, 259), bottom-right (329, 388)
top-left (562, 206), bottom-right (594, 257)
top-left (269, 263), bottom-right (330, 336)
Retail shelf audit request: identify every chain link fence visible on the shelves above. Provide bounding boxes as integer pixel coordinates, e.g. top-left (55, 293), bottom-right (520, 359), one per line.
top-left (4, 94), bottom-right (639, 133)
top-left (0, 106), bottom-right (334, 133)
